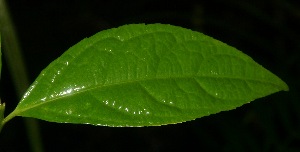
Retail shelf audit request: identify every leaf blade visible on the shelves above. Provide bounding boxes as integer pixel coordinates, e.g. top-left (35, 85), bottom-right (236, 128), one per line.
top-left (13, 24), bottom-right (288, 126)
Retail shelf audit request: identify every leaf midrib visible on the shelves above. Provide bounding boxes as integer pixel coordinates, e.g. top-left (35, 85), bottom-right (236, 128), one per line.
top-left (15, 73), bottom-right (282, 116)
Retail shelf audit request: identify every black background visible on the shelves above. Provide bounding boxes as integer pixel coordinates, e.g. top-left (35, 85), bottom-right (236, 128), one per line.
top-left (1, 0), bottom-right (299, 151)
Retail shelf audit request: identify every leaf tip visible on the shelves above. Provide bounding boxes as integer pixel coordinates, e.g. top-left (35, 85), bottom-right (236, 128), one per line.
top-left (282, 82), bottom-right (289, 92)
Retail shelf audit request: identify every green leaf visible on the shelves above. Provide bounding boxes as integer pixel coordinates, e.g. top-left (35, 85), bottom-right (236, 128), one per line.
top-left (11, 24), bottom-right (288, 126)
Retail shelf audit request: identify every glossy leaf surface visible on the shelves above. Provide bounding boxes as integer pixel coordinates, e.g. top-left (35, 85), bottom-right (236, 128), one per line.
top-left (12, 24), bottom-right (288, 126)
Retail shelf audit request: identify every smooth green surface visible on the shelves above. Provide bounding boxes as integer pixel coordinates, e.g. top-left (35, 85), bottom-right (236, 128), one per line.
top-left (9, 24), bottom-right (288, 126)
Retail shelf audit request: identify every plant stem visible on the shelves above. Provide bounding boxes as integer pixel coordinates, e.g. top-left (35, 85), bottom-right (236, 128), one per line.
top-left (0, 101), bottom-right (5, 133)
top-left (0, 0), bottom-right (44, 151)
top-left (0, 23), bottom-right (2, 134)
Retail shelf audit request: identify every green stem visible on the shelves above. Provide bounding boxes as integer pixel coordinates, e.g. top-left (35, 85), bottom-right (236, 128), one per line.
top-left (0, 0), bottom-right (44, 151)
top-left (0, 101), bottom-right (5, 133)
top-left (0, 22), bottom-right (2, 134)
top-left (1, 106), bottom-right (17, 127)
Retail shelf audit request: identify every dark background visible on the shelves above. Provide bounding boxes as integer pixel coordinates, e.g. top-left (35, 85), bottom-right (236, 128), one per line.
top-left (1, 0), bottom-right (299, 151)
